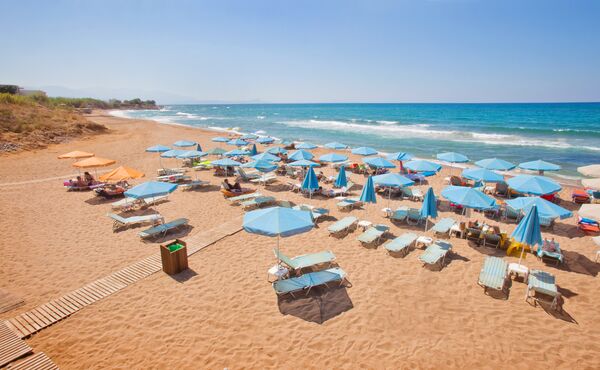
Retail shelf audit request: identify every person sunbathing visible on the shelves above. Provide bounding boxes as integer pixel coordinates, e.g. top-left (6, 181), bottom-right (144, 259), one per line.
top-left (75, 176), bottom-right (87, 187)
top-left (84, 171), bottom-right (95, 185)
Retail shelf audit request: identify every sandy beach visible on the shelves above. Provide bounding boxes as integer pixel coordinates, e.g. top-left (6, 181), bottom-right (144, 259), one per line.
top-left (1, 112), bottom-right (599, 369)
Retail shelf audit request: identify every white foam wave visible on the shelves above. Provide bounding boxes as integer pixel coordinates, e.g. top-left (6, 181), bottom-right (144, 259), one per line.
top-left (376, 120), bottom-right (398, 125)
top-left (278, 119), bottom-right (600, 152)
top-left (256, 115), bottom-right (266, 119)
top-left (108, 109), bottom-right (135, 118)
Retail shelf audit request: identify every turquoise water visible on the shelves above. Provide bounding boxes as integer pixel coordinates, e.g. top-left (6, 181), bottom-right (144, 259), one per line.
top-left (114, 103), bottom-right (600, 178)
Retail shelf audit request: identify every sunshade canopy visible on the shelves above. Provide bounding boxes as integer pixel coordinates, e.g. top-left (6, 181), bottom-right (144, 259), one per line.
top-left (461, 168), bottom-right (504, 183)
top-left (506, 197), bottom-right (572, 220)
top-left (289, 149), bottom-right (314, 161)
top-left (441, 186), bottom-right (497, 210)
top-left (58, 150), bottom-right (94, 159)
top-left (243, 207), bottom-right (314, 237)
top-left (73, 157), bottom-right (116, 168)
top-left (363, 157), bottom-right (396, 168)
top-left (474, 158), bottom-right (516, 171)
top-left (404, 160), bottom-right (442, 173)
top-left (372, 173), bottom-right (414, 187)
top-left (319, 153), bottom-right (348, 163)
top-left (124, 181), bottom-right (177, 199)
top-left (99, 166), bottom-right (144, 182)
top-left (352, 147), bottom-right (378, 156)
top-left (506, 175), bottom-right (561, 195)
top-left (437, 152), bottom-right (469, 163)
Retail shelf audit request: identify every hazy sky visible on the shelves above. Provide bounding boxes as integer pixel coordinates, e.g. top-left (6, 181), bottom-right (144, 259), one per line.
top-left (1, 0), bottom-right (599, 103)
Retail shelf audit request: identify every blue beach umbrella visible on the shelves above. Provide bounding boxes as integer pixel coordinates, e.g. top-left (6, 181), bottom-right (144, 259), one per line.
top-left (160, 149), bottom-right (187, 158)
top-left (441, 186), bottom-right (497, 211)
top-left (359, 176), bottom-right (377, 204)
top-left (437, 152), bottom-right (469, 163)
top-left (267, 147), bottom-right (287, 155)
top-left (252, 152), bottom-right (281, 162)
top-left (505, 197), bottom-right (572, 220)
top-left (289, 149), bottom-right (314, 161)
top-left (421, 187), bottom-right (438, 230)
top-left (241, 133), bottom-right (258, 140)
top-left (211, 158), bottom-right (242, 167)
top-left (319, 153), bottom-right (348, 163)
top-left (363, 157), bottom-right (396, 169)
top-left (146, 145), bottom-right (171, 167)
top-left (146, 145), bottom-right (170, 153)
top-left (173, 140), bottom-right (196, 147)
top-left (352, 147), bottom-right (378, 156)
top-left (257, 136), bottom-right (275, 144)
top-left (506, 175), bottom-right (561, 196)
top-left (249, 144), bottom-right (258, 156)
top-left (511, 205), bottom-right (543, 264)
top-left (404, 160), bottom-right (442, 174)
top-left (289, 160), bottom-right (320, 168)
top-left (207, 147), bottom-right (227, 156)
top-left (386, 152), bottom-right (413, 161)
top-left (461, 168), bottom-right (504, 183)
top-left (196, 143), bottom-right (202, 152)
top-left (242, 159), bottom-right (278, 173)
top-left (301, 166), bottom-right (320, 198)
top-left (176, 150), bottom-right (207, 159)
top-left (324, 142), bottom-right (348, 150)
top-left (518, 159), bottom-right (561, 175)
top-left (475, 158), bottom-right (516, 171)
top-left (296, 142), bottom-right (318, 150)
top-left (227, 138), bottom-right (248, 146)
top-left (224, 149), bottom-right (250, 157)
top-left (335, 166), bottom-right (348, 188)
top-left (243, 207), bottom-right (315, 264)
top-left (212, 136), bottom-right (229, 143)
top-left (125, 181), bottom-right (177, 199)
top-left (372, 173), bottom-right (414, 188)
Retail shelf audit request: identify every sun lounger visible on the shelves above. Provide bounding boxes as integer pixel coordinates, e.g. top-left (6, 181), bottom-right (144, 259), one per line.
top-left (539, 216), bottom-right (555, 229)
top-left (157, 168), bottom-right (186, 176)
top-left (139, 218), bottom-right (189, 239)
top-left (384, 233), bottom-right (418, 256)
top-left (537, 240), bottom-right (564, 265)
top-left (111, 195), bottom-right (169, 212)
top-left (419, 241), bottom-right (452, 269)
top-left (406, 208), bottom-right (426, 225)
top-left (107, 213), bottom-right (164, 232)
top-left (477, 256), bottom-right (508, 295)
top-left (273, 249), bottom-right (336, 271)
top-left (293, 205), bottom-right (329, 223)
top-left (228, 192), bottom-right (262, 205)
top-left (389, 206), bottom-right (409, 222)
top-left (236, 167), bottom-right (261, 181)
top-left (337, 197), bottom-right (363, 211)
top-left (431, 218), bottom-right (456, 236)
top-left (357, 224), bottom-right (390, 247)
top-left (526, 270), bottom-right (561, 310)
top-left (272, 267), bottom-right (347, 297)
top-left (328, 216), bottom-right (358, 237)
top-left (157, 173), bottom-right (184, 182)
top-left (241, 196), bottom-right (276, 210)
top-left (250, 173), bottom-right (277, 185)
top-left (180, 180), bottom-right (210, 191)
top-left (402, 187), bottom-right (424, 201)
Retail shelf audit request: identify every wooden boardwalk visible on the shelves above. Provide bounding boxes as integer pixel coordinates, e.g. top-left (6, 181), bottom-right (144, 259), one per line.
top-left (0, 322), bottom-right (31, 368)
top-left (7, 352), bottom-right (58, 370)
top-left (2, 216), bottom-right (243, 341)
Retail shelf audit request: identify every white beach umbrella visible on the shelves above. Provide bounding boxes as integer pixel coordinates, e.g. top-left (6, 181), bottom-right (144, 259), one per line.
top-left (582, 178), bottom-right (600, 190)
top-left (578, 164), bottom-right (600, 178)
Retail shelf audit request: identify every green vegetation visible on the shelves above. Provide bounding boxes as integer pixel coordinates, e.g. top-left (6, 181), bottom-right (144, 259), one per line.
top-left (0, 93), bottom-right (108, 152)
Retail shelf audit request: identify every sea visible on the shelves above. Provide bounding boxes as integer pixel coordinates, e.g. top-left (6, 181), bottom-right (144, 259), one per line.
top-left (111, 103), bottom-right (600, 180)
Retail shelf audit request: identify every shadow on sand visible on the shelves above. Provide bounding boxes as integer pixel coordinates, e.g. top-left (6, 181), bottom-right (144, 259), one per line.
top-left (277, 286), bottom-right (353, 324)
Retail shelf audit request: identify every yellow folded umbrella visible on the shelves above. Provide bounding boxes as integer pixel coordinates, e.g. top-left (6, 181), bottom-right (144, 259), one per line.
top-left (99, 166), bottom-right (144, 182)
top-left (73, 157), bottom-right (116, 168)
top-left (58, 151), bottom-right (94, 159)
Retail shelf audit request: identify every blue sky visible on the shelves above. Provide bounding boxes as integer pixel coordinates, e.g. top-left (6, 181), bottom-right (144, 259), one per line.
top-left (1, 0), bottom-right (599, 103)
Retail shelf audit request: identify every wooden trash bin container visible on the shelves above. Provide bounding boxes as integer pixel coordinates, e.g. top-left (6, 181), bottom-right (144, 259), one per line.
top-left (160, 239), bottom-right (188, 275)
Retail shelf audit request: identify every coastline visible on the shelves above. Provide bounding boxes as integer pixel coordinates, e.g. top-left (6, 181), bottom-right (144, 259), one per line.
top-left (0, 111), bottom-right (598, 368)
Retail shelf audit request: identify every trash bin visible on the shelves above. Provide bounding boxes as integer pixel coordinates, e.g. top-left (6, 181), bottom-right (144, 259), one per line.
top-left (160, 239), bottom-right (188, 275)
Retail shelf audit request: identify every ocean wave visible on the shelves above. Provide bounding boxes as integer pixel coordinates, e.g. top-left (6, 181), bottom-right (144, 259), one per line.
top-left (278, 119), bottom-right (600, 152)
top-left (376, 120), bottom-right (398, 125)
top-left (256, 115), bottom-right (266, 119)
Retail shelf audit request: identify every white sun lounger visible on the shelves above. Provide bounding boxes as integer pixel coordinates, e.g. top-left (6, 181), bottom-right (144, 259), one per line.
top-left (431, 218), bottom-right (456, 236)
top-left (180, 180), bottom-right (210, 191)
top-left (328, 216), bottom-right (358, 237)
top-left (337, 197), bottom-right (363, 211)
top-left (111, 195), bottom-right (169, 212)
top-left (272, 267), bottom-right (347, 297)
top-left (228, 192), bottom-right (262, 205)
top-left (273, 249), bottom-right (336, 272)
top-left (241, 196), bottom-right (276, 210)
top-left (478, 256), bottom-right (509, 295)
top-left (107, 213), bottom-right (164, 232)
top-left (384, 233), bottom-right (418, 256)
top-left (250, 174), bottom-right (278, 185)
top-left (139, 218), bottom-right (189, 239)
top-left (419, 240), bottom-right (452, 269)
top-left (358, 224), bottom-right (390, 247)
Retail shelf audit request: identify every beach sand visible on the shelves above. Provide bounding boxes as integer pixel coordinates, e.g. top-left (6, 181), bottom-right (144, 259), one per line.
top-left (1, 112), bottom-right (599, 369)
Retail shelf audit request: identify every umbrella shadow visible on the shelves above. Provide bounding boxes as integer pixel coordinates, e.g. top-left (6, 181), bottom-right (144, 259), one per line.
top-left (555, 251), bottom-right (600, 277)
top-left (263, 183), bottom-right (293, 193)
top-left (191, 184), bottom-right (221, 192)
top-left (85, 195), bottom-right (123, 205)
top-left (277, 285), bottom-right (354, 324)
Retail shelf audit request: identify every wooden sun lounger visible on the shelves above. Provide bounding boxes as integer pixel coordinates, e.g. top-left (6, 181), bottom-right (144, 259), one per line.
top-left (107, 213), bottom-right (164, 232)
top-left (384, 233), bottom-right (418, 256)
top-left (328, 216), bottom-right (358, 237)
top-left (478, 256), bottom-right (509, 295)
top-left (139, 218), bottom-right (189, 239)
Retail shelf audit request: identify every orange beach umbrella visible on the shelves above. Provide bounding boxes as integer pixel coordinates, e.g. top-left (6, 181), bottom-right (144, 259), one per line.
top-left (73, 157), bottom-right (116, 169)
top-left (99, 166), bottom-right (145, 182)
top-left (58, 151), bottom-right (94, 159)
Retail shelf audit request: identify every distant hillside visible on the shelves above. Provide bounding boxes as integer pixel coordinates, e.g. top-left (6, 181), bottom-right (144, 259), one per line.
top-left (0, 93), bottom-right (108, 152)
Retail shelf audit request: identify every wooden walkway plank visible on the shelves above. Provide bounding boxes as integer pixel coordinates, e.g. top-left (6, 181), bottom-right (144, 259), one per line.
top-left (0, 322), bottom-right (32, 367)
top-left (7, 352), bottom-right (58, 370)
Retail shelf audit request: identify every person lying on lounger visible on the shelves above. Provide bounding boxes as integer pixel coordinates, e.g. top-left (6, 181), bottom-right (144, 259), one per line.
top-left (223, 179), bottom-right (242, 192)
